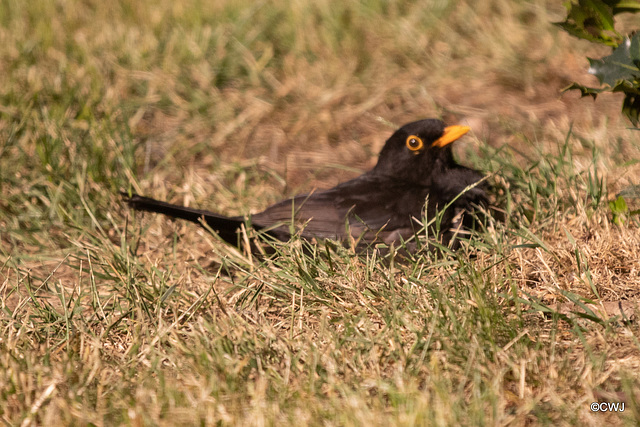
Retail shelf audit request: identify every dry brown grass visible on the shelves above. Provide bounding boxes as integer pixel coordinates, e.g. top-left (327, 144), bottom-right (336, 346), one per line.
top-left (2, 0), bottom-right (640, 425)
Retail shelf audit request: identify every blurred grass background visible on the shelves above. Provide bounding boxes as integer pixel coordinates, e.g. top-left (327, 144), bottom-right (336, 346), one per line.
top-left (2, 0), bottom-right (640, 425)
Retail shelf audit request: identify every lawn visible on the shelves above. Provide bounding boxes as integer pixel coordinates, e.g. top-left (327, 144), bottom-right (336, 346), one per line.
top-left (2, 0), bottom-right (640, 425)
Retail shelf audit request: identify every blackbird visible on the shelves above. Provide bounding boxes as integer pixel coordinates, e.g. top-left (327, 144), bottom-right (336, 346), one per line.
top-left (123, 119), bottom-right (487, 251)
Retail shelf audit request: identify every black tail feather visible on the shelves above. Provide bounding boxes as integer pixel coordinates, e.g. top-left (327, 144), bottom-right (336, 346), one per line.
top-left (121, 193), bottom-right (248, 245)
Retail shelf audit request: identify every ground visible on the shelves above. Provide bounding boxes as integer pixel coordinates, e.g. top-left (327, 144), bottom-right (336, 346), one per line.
top-left (1, 0), bottom-right (640, 425)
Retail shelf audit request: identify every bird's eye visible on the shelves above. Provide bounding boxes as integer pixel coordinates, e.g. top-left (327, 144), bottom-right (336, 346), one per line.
top-left (406, 135), bottom-right (424, 152)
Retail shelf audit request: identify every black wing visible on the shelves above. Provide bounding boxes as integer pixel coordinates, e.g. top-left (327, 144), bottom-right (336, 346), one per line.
top-left (253, 168), bottom-right (487, 247)
top-left (252, 173), bottom-right (431, 245)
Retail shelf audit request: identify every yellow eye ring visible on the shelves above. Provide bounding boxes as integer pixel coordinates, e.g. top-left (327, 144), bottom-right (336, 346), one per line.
top-left (406, 135), bottom-right (424, 152)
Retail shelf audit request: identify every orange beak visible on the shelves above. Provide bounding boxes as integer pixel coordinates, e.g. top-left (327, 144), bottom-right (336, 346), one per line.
top-left (431, 125), bottom-right (471, 148)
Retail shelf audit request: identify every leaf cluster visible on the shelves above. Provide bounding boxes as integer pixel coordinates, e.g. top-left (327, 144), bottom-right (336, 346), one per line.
top-left (557, 0), bottom-right (640, 126)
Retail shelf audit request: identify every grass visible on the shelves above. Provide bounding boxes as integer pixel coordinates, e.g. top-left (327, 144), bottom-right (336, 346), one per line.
top-left (2, 0), bottom-right (640, 425)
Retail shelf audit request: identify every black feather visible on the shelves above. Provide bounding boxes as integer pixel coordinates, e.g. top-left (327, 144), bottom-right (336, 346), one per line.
top-left (122, 119), bottom-right (487, 252)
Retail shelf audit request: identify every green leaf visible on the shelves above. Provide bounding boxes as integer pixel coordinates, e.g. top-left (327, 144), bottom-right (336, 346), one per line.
top-left (609, 195), bottom-right (629, 225)
top-left (559, 1), bottom-right (640, 127)
top-left (614, 195), bottom-right (628, 212)
top-left (562, 82), bottom-right (607, 99)
top-left (555, 0), bottom-right (621, 46)
top-left (611, 0), bottom-right (640, 13)
top-left (587, 34), bottom-right (640, 86)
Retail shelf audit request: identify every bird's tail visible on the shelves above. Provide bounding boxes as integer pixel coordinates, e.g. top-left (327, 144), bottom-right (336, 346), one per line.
top-left (121, 193), bottom-right (249, 246)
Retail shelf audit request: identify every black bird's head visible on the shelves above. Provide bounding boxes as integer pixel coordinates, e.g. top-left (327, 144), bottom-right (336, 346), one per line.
top-left (374, 119), bottom-right (470, 184)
